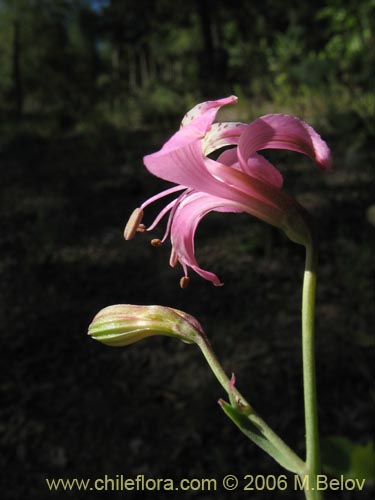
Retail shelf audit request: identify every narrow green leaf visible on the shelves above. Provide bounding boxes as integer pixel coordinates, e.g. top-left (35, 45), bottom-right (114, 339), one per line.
top-left (220, 400), bottom-right (301, 473)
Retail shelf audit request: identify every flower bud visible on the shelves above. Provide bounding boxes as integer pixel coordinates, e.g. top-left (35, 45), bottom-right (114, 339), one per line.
top-left (88, 304), bottom-right (205, 347)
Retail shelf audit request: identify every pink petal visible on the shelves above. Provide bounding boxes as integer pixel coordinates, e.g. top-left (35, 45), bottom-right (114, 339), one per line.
top-left (148, 97), bottom-right (237, 157)
top-left (180, 95), bottom-right (238, 129)
top-left (216, 148), bottom-right (238, 166)
top-left (205, 157), bottom-right (292, 222)
top-left (245, 154), bottom-right (284, 188)
top-left (217, 149), bottom-right (283, 189)
top-left (202, 122), bottom-right (247, 155)
top-left (144, 139), bottom-right (222, 193)
top-left (238, 114), bottom-right (332, 171)
top-left (170, 192), bottom-right (245, 286)
top-left (145, 137), bottom-right (287, 222)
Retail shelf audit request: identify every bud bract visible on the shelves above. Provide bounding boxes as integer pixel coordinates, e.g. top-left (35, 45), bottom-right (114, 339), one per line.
top-left (88, 304), bottom-right (205, 347)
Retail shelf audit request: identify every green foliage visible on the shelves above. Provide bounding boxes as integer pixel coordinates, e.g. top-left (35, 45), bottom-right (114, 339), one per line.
top-left (322, 437), bottom-right (375, 482)
top-left (0, 0), bottom-right (373, 133)
top-left (317, 0), bottom-right (374, 87)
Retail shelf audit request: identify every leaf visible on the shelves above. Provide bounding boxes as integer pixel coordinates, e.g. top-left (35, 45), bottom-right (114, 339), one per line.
top-left (220, 400), bottom-right (302, 474)
top-left (322, 436), bottom-right (375, 482)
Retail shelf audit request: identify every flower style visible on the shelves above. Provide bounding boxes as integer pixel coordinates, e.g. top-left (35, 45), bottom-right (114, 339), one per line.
top-left (124, 96), bottom-right (332, 287)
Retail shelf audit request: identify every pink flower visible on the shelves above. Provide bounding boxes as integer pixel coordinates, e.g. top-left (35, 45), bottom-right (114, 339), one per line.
top-left (124, 96), bottom-right (332, 287)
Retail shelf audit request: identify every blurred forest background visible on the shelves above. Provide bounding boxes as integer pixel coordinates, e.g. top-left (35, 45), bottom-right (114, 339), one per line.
top-left (1, 0), bottom-right (374, 499)
top-left (0, 0), bottom-right (374, 130)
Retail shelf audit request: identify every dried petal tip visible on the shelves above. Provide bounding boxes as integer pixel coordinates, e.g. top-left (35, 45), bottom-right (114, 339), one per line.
top-left (229, 373), bottom-right (236, 391)
top-left (151, 238), bottom-right (162, 247)
top-left (124, 208), bottom-right (144, 240)
top-left (180, 276), bottom-right (190, 289)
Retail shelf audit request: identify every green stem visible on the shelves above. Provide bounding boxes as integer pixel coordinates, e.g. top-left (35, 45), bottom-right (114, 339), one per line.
top-left (196, 233), bottom-right (322, 499)
top-left (197, 335), bottom-right (307, 476)
top-left (301, 239), bottom-right (322, 500)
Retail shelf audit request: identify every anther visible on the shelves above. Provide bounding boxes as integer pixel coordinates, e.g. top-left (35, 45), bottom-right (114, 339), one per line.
top-left (179, 276), bottom-right (190, 289)
top-left (124, 208), bottom-right (144, 240)
top-left (169, 249), bottom-right (178, 267)
top-left (137, 224), bottom-right (146, 233)
top-left (151, 239), bottom-right (162, 247)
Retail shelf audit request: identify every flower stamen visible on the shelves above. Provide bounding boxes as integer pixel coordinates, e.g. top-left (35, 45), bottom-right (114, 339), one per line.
top-left (170, 248), bottom-right (178, 267)
top-left (180, 276), bottom-right (190, 289)
top-left (124, 208), bottom-right (144, 240)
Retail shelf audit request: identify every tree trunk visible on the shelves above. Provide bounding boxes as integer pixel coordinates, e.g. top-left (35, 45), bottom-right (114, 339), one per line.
top-left (12, 20), bottom-right (23, 118)
top-left (196, 0), bottom-right (214, 60)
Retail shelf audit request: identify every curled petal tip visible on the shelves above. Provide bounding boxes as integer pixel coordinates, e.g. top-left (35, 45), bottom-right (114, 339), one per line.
top-left (213, 281), bottom-right (224, 287)
top-left (239, 113), bottom-right (333, 173)
top-left (124, 208), bottom-right (144, 240)
top-left (301, 119), bottom-right (332, 171)
top-left (179, 95), bottom-right (239, 130)
top-left (317, 148), bottom-right (333, 171)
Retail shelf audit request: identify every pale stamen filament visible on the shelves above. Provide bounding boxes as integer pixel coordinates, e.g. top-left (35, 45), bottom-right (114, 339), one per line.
top-left (146, 199), bottom-right (178, 232)
top-left (140, 185), bottom-right (186, 210)
top-left (160, 189), bottom-right (192, 243)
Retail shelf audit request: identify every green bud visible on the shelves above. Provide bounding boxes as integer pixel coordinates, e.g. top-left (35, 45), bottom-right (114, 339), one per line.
top-left (88, 304), bottom-right (205, 347)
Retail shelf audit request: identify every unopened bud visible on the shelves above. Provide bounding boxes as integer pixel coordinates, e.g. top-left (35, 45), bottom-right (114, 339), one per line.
top-left (88, 304), bottom-right (205, 347)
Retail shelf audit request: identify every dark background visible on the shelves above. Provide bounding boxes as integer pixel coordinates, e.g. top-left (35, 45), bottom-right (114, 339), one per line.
top-left (0, 0), bottom-right (374, 498)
